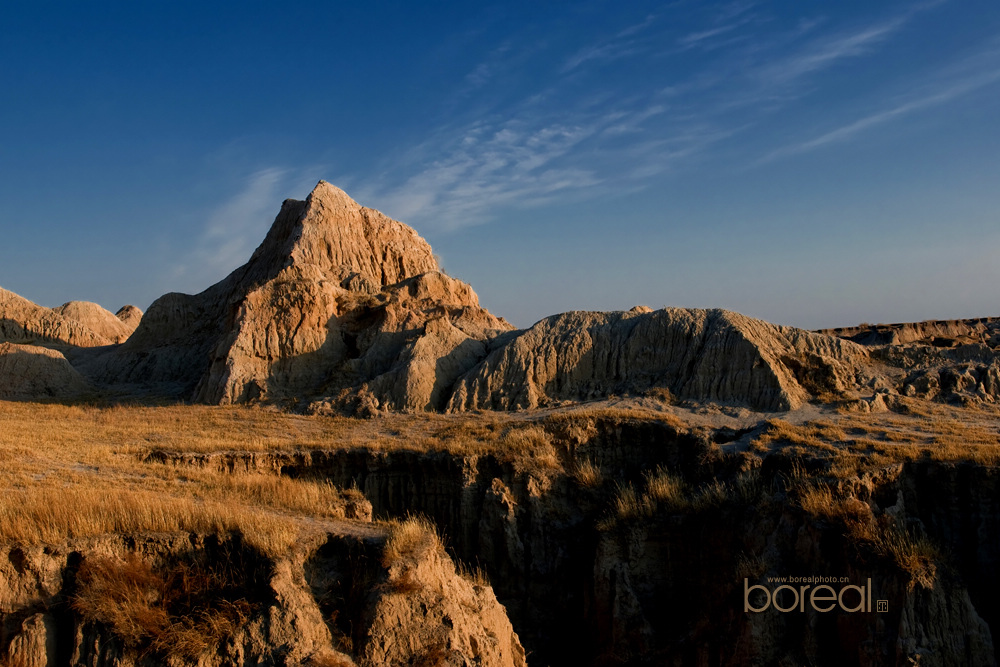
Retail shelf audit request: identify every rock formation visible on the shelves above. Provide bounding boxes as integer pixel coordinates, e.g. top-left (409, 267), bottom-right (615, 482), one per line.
top-left (5, 181), bottom-right (994, 415)
top-left (54, 300), bottom-right (140, 344)
top-left (78, 181), bottom-right (511, 409)
top-left (0, 287), bottom-right (111, 348)
top-left (448, 307), bottom-right (868, 412)
top-left (819, 317), bottom-right (1000, 348)
top-left (0, 530), bottom-right (525, 667)
top-left (59, 181), bottom-right (876, 413)
top-left (0, 342), bottom-right (90, 399)
top-left (114, 304), bottom-right (144, 331)
top-left (127, 414), bottom-right (1000, 666)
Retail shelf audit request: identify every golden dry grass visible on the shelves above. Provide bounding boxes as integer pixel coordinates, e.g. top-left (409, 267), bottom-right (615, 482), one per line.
top-left (643, 466), bottom-right (688, 507)
top-left (541, 404), bottom-right (685, 430)
top-left (4, 393), bottom-right (998, 552)
top-left (750, 403), bottom-right (1000, 471)
top-left (607, 466), bottom-right (691, 521)
top-left (0, 400), bottom-right (585, 551)
top-left (795, 479), bottom-right (940, 587)
top-left (380, 516), bottom-right (447, 594)
top-left (73, 552), bottom-right (254, 657)
top-left (455, 560), bottom-right (491, 588)
top-left (603, 467), bottom-right (767, 530)
top-left (750, 419), bottom-right (847, 454)
top-left (572, 459), bottom-right (603, 487)
top-left (381, 516), bottom-right (443, 567)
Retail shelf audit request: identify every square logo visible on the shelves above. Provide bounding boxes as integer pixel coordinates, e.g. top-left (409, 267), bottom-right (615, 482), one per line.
top-left (876, 600), bottom-right (888, 613)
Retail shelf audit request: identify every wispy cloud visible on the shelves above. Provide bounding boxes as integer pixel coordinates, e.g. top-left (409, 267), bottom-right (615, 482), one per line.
top-left (561, 41), bottom-right (640, 73)
top-left (365, 119), bottom-right (603, 230)
top-left (169, 168), bottom-right (304, 290)
top-left (715, 0), bottom-right (758, 23)
top-left (754, 16), bottom-right (907, 86)
top-left (648, 4), bottom-right (947, 141)
top-left (354, 2), bottom-right (971, 231)
top-left (759, 47), bottom-right (1000, 163)
top-left (678, 23), bottom-right (743, 49)
top-left (615, 14), bottom-right (658, 39)
top-left (358, 100), bottom-right (715, 231)
top-left (561, 14), bottom-right (659, 72)
top-left (463, 42), bottom-right (512, 89)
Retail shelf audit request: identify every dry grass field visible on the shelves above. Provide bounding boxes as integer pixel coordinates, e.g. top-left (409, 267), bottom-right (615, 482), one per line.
top-left (1, 396), bottom-right (998, 554)
top-left (749, 399), bottom-right (1000, 470)
top-left (0, 401), bottom-right (566, 552)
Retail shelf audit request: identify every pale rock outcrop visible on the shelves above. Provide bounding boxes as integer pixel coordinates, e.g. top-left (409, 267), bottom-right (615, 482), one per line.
top-left (0, 530), bottom-right (525, 667)
top-left (0, 287), bottom-right (111, 347)
top-left (0, 342), bottom-right (91, 398)
top-left (364, 534), bottom-right (526, 667)
top-left (819, 317), bottom-right (1000, 348)
top-left (115, 304), bottom-right (144, 330)
top-left (448, 307), bottom-right (867, 412)
top-left (80, 181), bottom-right (511, 408)
top-left (63, 181), bottom-right (873, 413)
top-left (55, 300), bottom-right (138, 343)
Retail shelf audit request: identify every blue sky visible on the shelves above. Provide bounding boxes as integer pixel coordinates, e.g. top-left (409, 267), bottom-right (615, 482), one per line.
top-left (1, 1), bottom-right (998, 329)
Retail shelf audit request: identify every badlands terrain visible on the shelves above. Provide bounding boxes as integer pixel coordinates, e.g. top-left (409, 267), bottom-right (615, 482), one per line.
top-left (1, 182), bottom-right (1000, 666)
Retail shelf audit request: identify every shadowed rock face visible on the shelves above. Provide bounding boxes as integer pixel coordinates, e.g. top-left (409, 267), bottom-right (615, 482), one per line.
top-left (0, 342), bottom-right (90, 399)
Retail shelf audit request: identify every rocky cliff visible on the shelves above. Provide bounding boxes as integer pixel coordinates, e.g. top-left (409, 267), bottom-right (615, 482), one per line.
top-left (0, 288), bottom-right (113, 348)
top-left (447, 306), bottom-right (868, 412)
top-left (82, 411), bottom-right (1000, 666)
top-left (0, 527), bottom-right (525, 667)
top-left (54, 301), bottom-right (140, 344)
top-left (17, 181), bottom-right (877, 415)
top-left (73, 181), bottom-right (511, 410)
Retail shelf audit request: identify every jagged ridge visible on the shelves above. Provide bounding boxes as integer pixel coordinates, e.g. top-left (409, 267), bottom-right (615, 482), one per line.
top-left (77, 181), bottom-right (511, 408)
top-left (448, 306), bottom-right (868, 412)
top-left (2, 181), bottom-right (887, 412)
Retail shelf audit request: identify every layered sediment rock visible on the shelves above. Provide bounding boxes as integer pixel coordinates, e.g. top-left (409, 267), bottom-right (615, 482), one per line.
top-left (819, 317), bottom-right (1000, 348)
top-left (12, 181), bottom-right (989, 414)
top-left (448, 307), bottom-right (868, 412)
top-left (0, 342), bottom-right (90, 399)
top-left (72, 181), bottom-right (877, 412)
top-left (0, 530), bottom-right (525, 667)
top-left (137, 415), bottom-right (1000, 666)
top-left (54, 300), bottom-right (139, 344)
top-left (0, 287), bottom-right (111, 348)
top-left (80, 181), bottom-right (511, 408)
top-left (114, 304), bottom-right (144, 332)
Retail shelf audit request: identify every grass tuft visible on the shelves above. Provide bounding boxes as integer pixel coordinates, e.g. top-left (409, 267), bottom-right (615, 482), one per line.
top-left (73, 552), bottom-right (254, 657)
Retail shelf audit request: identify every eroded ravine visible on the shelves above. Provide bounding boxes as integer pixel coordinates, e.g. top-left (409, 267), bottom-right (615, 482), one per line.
top-left (142, 413), bottom-right (1000, 666)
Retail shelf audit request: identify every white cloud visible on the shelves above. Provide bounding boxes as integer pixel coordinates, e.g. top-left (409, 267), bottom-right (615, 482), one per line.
top-left (354, 94), bottom-right (734, 232)
top-left (351, 3), bottom-right (965, 232)
top-left (561, 15), bottom-right (660, 72)
top-left (678, 23), bottom-right (742, 48)
top-left (368, 118), bottom-right (604, 230)
top-left (758, 50), bottom-right (1000, 163)
top-left (754, 16), bottom-right (907, 87)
